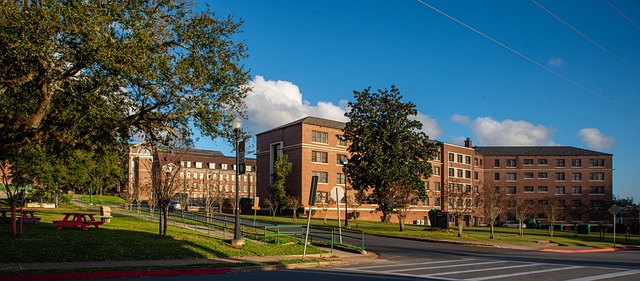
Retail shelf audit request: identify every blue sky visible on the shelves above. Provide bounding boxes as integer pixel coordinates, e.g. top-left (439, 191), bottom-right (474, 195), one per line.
top-left (197, 0), bottom-right (640, 201)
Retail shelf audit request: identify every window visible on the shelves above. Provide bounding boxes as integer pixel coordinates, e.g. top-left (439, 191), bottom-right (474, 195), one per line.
top-left (195, 162), bottom-right (202, 169)
top-left (465, 170), bottom-right (471, 179)
top-left (312, 130), bottom-right (328, 143)
top-left (524, 186), bottom-right (534, 193)
top-left (506, 186), bottom-right (516, 194)
top-left (589, 159), bottom-right (604, 167)
top-left (506, 173), bottom-right (516, 181)
top-left (571, 186), bottom-right (582, 195)
top-left (572, 200), bottom-right (582, 207)
top-left (209, 163), bottom-right (216, 169)
top-left (315, 191), bottom-right (328, 204)
top-left (222, 164), bottom-right (227, 170)
top-left (474, 172), bottom-right (478, 180)
top-left (423, 196), bottom-right (430, 206)
top-left (337, 154), bottom-right (348, 165)
top-left (433, 166), bottom-right (440, 176)
top-left (434, 197), bottom-right (441, 206)
top-left (524, 173), bottom-right (534, 179)
top-left (494, 159), bottom-right (500, 167)
top-left (523, 159), bottom-right (534, 165)
top-left (590, 173), bottom-right (604, 181)
top-left (555, 159), bottom-right (565, 167)
top-left (424, 181), bottom-right (429, 190)
top-left (457, 154), bottom-right (463, 163)
top-left (571, 159), bottom-right (582, 167)
top-left (474, 158), bottom-right (479, 166)
top-left (411, 197), bottom-right (419, 206)
top-left (538, 200), bottom-right (548, 206)
top-left (311, 151), bottom-right (328, 163)
top-left (524, 200), bottom-right (534, 206)
top-left (506, 159), bottom-right (516, 167)
top-left (434, 182), bottom-right (441, 191)
top-left (538, 186), bottom-right (548, 193)
top-left (538, 159), bottom-right (548, 165)
top-left (589, 200), bottom-right (605, 208)
top-left (555, 186), bottom-right (565, 195)
top-left (555, 172), bottom-right (565, 181)
top-left (538, 172), bottom-right (548, 179)
top-left (571, 213), bottom-right (581, 222)
top-left (337, 135), bottom-right (347, 146)
top-left (449, 168), bottom-right (455, 177)
top-left (337, 173), bottom-right (346, 184)
top-left (465, 156), bottom-right (471, 164)
top-left (507, 200), bottom-right (516, 208)
top-left (457, 169), bottom-right (463, 178)
top-left (312, 171), bottom-right (328, 183)
top-left (494, 173), bottom-right (500, 181)
top-left (449, 153), bottom-right (455, 161)
top-left (571, 173), bottom-right (581, 181)
top-left (589, 186), bottom-right (605, 194)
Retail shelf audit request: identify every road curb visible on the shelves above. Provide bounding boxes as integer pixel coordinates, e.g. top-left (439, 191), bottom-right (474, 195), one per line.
top-left (540, 247), bottom-right (640, 253)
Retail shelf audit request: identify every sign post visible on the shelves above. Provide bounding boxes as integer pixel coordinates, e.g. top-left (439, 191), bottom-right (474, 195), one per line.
top-left (609, 204), bottom-right (622, 247)
top-left (303, 176), bottom-right (318, 260)
top-left (330, 186), bottom-right (345, 244)
top-left (252, 196), bottom-right (260, 226)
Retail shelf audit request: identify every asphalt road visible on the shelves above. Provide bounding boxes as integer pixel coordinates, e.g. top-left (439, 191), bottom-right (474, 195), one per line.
top-left (93, 232), bottom-right (640, 281)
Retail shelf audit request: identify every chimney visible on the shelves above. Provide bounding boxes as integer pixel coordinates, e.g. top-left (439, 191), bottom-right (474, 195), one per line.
top-left (464, 138), bottom-right (472, 148)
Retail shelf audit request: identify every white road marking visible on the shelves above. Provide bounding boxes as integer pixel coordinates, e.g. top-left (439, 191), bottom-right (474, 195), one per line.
top-left (384, 260), bottom-right (504, 273)
top-left (468, 265), bottom-right (584, 281)
top-left (426, 262), bottom-right (544, 276)
top-left (344, 259), bottom-right (476, 271)
top-left (564, 270), bottom-right (640, 281)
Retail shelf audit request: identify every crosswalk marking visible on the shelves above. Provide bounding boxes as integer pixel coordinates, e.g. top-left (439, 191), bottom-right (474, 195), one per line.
top-left (468, 266), bottom-right (583, 281)
top-left (425, 262), bottom-right (544, 277)
top-left (337, 258), bottom-right (640, 281)
top-left (345, 259), bottom-right (476, 271)
top-left (385, 260), bottom-right (504, 273)
top-left (564, 270), bottom-right (640, 281)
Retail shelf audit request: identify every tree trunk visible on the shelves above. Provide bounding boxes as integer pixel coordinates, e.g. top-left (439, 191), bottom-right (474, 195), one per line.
top-left (162, 206), bottom-right (168, 237)
top-left (490, 224), bottom-right (495, 239)
top-left (457, 216), bottom-right (464, 237)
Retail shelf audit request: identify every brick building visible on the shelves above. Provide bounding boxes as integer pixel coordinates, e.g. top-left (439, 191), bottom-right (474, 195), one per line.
top-left (126, 142), bottom-right (257, 207)
top-left (256, 116), bottom-right (614, 226)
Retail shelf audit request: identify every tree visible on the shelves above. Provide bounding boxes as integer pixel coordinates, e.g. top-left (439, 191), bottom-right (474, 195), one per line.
top-left (287, 196), bottom-right (302, 221)
top-left (343, 86), bottom-right (438, 225)
top-left (1, 1), bottom-right (250, 154)
top-left (267, 154), bottom-right (292, 216)
top-left (263, 198), bottom-right (277, 219)
top-left (543, 198), bottom-right (565, 237)
top-left (479, 185), bottom-right (507, 239)
top-left (514, 200), bottom-right (532, 236)
top-left (445, 180), bottom-right (475, 237)
top-left (150, 147), bottom-right (186, 238)
top-left (319, 198), bottom-right (335, 224)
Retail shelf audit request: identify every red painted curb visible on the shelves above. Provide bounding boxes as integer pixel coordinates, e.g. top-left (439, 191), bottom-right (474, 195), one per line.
top-left (1, 267), bottom-right (231, 281)
top-left (540, 247), bottom-right (640, 253)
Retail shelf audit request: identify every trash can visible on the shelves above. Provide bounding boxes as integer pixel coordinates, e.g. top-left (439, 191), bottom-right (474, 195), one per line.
top-left (100, 206), bottom-right (111, 223)
top-left (577, 224), bottom-right (590, 235)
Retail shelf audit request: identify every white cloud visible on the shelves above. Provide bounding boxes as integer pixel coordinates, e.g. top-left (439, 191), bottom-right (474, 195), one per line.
top-left (451, 114), bottom-right (470, 125)
top-left (245, 76), bottom-right (349, 133)
top-left (411, 112), bottom-right (442, 139)
top-left (548, 57), bottom-right (566, 67)
top-left (470, 117), bottom-right (556, 146)
top-left (578, 128), bottom-right (614, 150)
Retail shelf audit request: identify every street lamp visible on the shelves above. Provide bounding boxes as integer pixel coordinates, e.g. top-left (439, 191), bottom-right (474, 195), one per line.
top-left (341, 157), bottom-right (350, 228)
top-left (232, 117), bottom-right (244, 245)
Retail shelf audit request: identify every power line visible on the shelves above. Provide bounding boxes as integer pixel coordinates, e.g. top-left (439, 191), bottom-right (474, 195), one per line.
top-left (604, 0), bottom-right (640, 32)
top-left (415, 0), bottom-right (640, 118)
top-left (531, 0), bottom-right (640, 76)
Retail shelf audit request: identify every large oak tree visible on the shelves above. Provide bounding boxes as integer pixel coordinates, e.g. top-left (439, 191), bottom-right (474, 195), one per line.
top-left (343, 86), bottom-right (439, 227)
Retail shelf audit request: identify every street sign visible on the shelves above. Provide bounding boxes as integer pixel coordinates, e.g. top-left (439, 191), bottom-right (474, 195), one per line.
top-left (330, 186), bottom-right (345, 201)
top-left (609, 205), bottom-right (622, 216)
top-left (251, 206), bottom-right (260, 210)
top-left (309, 176), bottom-right (318, 206)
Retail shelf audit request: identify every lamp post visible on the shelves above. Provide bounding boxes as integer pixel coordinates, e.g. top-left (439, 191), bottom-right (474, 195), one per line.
top-left (232, 117), bottom-right (244, 245)
top-left (341, 157), bottom-right (350, 228)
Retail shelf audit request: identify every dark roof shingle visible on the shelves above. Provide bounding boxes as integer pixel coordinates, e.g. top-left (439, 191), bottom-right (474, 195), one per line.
top-left (474, 146), bottom-right (611, 156)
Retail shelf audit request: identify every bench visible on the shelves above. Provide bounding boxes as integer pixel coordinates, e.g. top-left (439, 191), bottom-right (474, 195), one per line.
top-left (19, 217), bottom-right (41, 224)
top-left (95, 215), bottom-right (113, 222)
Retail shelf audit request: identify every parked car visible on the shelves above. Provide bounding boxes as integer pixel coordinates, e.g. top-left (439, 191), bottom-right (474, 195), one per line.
top-left (503, 221), bottom-right (526, 228)
top-left (168, 201), bottom-right (182, 211)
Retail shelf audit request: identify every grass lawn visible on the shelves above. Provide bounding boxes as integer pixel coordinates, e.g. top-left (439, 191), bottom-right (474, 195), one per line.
top-left (0, 207), bottom-right (323, 264)
top-left (252, 214), bottom-right (640, 248)
top-left (77, 195), bottom-right (125, 205)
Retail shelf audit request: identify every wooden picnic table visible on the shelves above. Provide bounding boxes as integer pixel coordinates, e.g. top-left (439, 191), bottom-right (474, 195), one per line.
top-left (0, 209), bottom-right (41, 224)
top-left (53, 213), bottom-right (104, 230)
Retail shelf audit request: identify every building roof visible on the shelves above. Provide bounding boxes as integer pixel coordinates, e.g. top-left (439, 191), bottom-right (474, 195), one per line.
top-left (474, 146), bottom-right (611, 157)
top-left (257, 116), bottom-right (346, 135)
